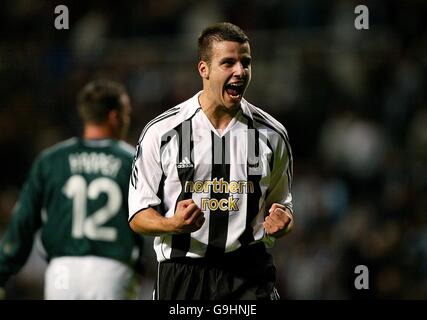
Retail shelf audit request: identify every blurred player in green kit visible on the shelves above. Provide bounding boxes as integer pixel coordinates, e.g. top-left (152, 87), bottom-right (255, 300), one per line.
top-left (0, 80), bottom-right (143, 299)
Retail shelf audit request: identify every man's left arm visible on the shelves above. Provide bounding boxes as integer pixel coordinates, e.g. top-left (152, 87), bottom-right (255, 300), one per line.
top-left (263, 131), bottom-right (294, 239)
top-left (0, 158), bottom-right (44, 289)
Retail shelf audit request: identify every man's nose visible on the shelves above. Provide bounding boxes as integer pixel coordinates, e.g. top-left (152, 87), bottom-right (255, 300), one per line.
top-left (233, 62), bottom-right (245, 77)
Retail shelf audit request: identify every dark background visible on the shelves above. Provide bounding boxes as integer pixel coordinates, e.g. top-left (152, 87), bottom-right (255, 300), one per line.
top-left (0, 0), bottom-right (426, 299)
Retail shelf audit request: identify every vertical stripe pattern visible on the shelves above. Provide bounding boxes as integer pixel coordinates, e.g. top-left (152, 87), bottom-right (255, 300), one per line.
top-left (128, 94), bottom-right (293, 262)
top-left (171, 119), bottom-right (195, 258)
top-left (239, 118), bottom-right (262, 246)
top-left (205, 132), bottom-right (231, 257)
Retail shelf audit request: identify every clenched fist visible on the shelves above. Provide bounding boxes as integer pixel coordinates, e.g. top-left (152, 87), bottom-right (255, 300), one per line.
top-left (171, 199), bottom-right (205, 234)
top-left (263, 203), bottom-right (294, 238)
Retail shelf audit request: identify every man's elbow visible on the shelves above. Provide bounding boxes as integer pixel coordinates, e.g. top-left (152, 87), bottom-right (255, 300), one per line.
top-left (129, 212), bottom-right (145, 234)
top-left (129, 217), bottom-right (139, 233)
top-left (129, 210), bottom-right (154, 235)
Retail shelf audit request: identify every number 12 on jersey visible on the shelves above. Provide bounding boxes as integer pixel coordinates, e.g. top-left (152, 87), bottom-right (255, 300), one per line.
top-left (62, 175), bottom-right (121, 241)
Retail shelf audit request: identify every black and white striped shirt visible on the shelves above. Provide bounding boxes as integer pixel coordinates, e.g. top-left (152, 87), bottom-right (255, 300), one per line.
top-left (129, 92), bottom-right (293, 262)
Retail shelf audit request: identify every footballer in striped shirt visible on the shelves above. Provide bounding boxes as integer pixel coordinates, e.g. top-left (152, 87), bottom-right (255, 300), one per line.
top-left (129, 22), bottom-right (294, 300)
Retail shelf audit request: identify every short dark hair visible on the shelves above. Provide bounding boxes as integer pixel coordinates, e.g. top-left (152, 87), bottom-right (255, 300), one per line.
top-left (198, 22), bottom-right (249, 63)
top-left (77, 80), bottom-right (127, 124)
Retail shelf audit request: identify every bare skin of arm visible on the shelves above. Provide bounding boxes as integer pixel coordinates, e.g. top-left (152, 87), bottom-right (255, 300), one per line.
top-left (130, 199), bottom-right (205, 236)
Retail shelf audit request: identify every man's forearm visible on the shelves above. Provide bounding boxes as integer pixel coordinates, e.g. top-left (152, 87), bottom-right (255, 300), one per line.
top-left (129, 207), bottom-right (175, 236)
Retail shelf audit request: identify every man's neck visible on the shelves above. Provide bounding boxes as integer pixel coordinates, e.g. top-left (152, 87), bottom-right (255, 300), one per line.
top-left (83, 125), bottom-right (114, 140)
top-left (198, 92), bottom-right (240, 130)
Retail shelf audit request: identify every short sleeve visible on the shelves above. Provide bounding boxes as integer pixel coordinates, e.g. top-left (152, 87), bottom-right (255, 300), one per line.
top-left (128, 127), bottom-right (164, 221)
top-left (264, 131), bottom-right (293, 212)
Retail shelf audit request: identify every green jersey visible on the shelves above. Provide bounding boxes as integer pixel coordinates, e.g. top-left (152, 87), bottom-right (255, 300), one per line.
top-left (0, 138), bottom-right (142, 286)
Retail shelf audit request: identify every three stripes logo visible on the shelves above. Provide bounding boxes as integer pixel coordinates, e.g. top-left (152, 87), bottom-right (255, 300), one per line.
top-left (130, 143), bottom-right (142, 189)
top-left (177, 157), bottom-right (193, 169)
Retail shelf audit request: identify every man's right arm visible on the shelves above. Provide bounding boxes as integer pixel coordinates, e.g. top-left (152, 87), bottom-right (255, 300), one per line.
top-left (129, 124), bottom-right (205, 236)
top-left (129, 199), bottom-right (205, 236)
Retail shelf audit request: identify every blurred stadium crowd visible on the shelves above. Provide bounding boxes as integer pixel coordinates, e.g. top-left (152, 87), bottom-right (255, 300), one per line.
top-left (0, 0), bottom-right (426, 299)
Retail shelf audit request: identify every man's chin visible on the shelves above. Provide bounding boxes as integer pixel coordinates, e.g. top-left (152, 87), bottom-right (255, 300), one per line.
top-left (224, 95), bottom-right (243, 109)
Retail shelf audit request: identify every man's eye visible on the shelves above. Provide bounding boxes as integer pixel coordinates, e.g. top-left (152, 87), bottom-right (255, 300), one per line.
top-left (242, 60), bottom-right (251, 68)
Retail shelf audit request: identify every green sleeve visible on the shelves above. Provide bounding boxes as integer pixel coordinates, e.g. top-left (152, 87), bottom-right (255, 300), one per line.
top-left (0, 158), bottom-right (44, 286)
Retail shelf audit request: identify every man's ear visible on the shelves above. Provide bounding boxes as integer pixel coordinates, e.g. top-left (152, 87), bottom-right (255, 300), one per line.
top-left (108, 109), bottom-right (119, 126)
top-left (198, 61), bottom-right (209, 79)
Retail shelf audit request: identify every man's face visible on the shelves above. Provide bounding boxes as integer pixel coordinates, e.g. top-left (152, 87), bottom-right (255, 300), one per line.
top-left (200, 40), bottom-right (252, 109)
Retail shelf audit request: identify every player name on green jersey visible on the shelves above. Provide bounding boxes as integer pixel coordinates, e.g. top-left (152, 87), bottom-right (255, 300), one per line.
top-left (69, 152), bottom-right (122, 177)
top-left (0, 137), bottom-right (141, 273)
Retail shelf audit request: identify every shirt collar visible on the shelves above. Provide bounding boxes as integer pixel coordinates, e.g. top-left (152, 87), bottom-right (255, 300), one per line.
top-left (191, 90), bottom-right (253, 121)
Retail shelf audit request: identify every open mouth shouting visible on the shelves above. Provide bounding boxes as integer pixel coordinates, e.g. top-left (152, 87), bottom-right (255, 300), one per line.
top-left (225, 82), bottom-right (245, 101)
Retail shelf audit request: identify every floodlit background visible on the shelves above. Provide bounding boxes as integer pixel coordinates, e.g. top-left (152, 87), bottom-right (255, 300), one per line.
top-left (0, 0), bottom-right (426, 299)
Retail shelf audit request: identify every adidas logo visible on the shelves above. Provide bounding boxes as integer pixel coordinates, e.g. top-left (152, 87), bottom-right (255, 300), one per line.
top-left (247, 157), bottom-right (260, 168)
top-left (177, 157), bottom-right (194, 169)
top-left (247, 162), bottom-right (260, 168)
